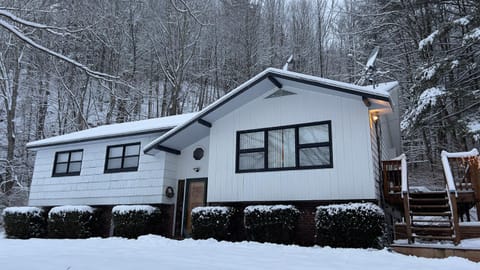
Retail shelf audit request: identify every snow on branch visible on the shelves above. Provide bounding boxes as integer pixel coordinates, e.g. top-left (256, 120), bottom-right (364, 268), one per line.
top-left (454, 16), bottom-right (472, 26)
top-left (401, 86), bottom-right (446, 130)
top-left (419, 30), bottom-right (439, 50)
top-left (464, 27), bottom-right (480, 41)
top-left (467, 121), bottom-right (480, 141)
top-left (0, 9), bottom-right (80, 36)
top-left (0, 15), bottom-right (118, 81)
top-left (169, 0), bottom-right (210, 26)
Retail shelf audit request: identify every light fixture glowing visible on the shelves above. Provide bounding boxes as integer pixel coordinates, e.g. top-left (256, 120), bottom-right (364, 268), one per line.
top-left (372, 115), bottom-right (379, 122)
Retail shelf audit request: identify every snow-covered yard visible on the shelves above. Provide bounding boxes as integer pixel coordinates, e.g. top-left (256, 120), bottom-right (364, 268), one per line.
top-left (0, 234), bottom-right (478, 270)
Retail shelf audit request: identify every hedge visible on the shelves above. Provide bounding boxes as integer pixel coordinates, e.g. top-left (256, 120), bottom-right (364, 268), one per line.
top-left (48, 205), bottom-right (100, 239)
top-left (191, 206), bottom-right (235, 240)
top-left (112, 205), bottom-right (161, 238)
top-left (244, 205), bottom-right (299, 244)
top-left (315, 203), bottom-right (386, 248)
top-left (2, 207), bottom-right (47, 239)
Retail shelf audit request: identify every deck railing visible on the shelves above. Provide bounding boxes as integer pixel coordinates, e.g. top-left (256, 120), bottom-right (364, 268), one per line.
top-left (383, 154), bottom-right (412, 242)
top-left (382, 158), bottom-right (403, 196)
top-left (441, 149), bottom-right (479, 245)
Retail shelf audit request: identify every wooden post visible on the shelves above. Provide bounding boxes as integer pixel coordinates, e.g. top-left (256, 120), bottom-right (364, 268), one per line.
top-left (402, 191), bottom-right (413, 244)
top-left (469, 158), bottom-right (480, 220)
top-left (382, 162), bottom-right (390, 200)
top-left (449, 191), bottom-right (461, 245)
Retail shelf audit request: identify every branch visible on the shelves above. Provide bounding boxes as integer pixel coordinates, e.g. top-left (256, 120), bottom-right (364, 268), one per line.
top-left (53, 65), bottom-right (90, 128)
top-left (0, 18), bottom-right (119, 80)
top-left (169, 0), bottom-right (211, 26)
top-left (0, 9), bottom-right (84, 37)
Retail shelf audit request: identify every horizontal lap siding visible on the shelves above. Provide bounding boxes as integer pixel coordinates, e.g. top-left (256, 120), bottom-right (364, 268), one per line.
top-left (208, 88), bottom-right (375, 202)
top-left (28, 133), bottom-right (171, 206)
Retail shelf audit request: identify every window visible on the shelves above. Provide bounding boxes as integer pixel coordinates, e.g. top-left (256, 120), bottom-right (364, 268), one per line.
top-left (53, 150), bottom-right (83, 177)
top-left (105, 143), bottom-right (140, 173)
top-left (193, 147), bottom-right (204, 160)
top-left (236, 121), bottom-right (332, 173)
top-left (238, 131), bottom-right (265, 171)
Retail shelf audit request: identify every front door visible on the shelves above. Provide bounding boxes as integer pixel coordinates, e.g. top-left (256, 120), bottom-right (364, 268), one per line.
top-left (183, 178), bottom-right (207, 237)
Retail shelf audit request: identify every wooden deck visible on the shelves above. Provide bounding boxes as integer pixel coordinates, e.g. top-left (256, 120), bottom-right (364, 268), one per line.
top-left (385, 191), bottom-right (477, 219)
top-left (390, 243), bottom-right (480, 262)
top-left (395, 223), bottom-right (480, 241)
top-left (382, 152), bottom-right (480, 244)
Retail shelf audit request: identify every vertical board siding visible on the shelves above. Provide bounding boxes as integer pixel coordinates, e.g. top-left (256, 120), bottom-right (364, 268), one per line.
top-left (208, 88), bottom-right (375, 202)
top-left (176, 136), bottom-right (210, 180)
top-left (28, 133), bottom-right (170, 206)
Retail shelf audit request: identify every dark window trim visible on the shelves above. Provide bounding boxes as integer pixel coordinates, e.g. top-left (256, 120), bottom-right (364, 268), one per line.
top-left (104, 142), bottom-right (141, 173)
top-left (235, 121), bottom-right (333, 173)
top-left (52, 149), bottom-right (83, 177)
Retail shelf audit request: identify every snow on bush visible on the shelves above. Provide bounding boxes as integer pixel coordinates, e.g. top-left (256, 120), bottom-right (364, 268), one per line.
top-left (48, 205), bottom-right (94, 217)
top-left (2, 206), bottom-right (47, 239)
top-left (191, 206), bottom-right (235, 241)
top-left (315, 203), bottom-right (385, 249)
top-left (244, 205), bottom-right (299, 244)
top-left (3, 206), bottom-right (44, 215)
top-left (112, 205), bottom-right (161, 239)
top-left (112, 205), bottom-right (158, 215)
top-left (48, 205), bottom-right (100, 239)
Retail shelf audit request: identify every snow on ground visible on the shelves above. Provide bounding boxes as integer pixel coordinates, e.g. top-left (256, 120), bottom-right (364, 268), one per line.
top-left (0, 235), bottom-right (477, 270)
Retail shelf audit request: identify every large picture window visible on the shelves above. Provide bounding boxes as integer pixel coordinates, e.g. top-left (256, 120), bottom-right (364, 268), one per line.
top-left (236, 121), bottom-right (332, 173)
top-left (53, 150), bottom-right (83, 177)
top-left (105, 143), bottom-right (140, 173)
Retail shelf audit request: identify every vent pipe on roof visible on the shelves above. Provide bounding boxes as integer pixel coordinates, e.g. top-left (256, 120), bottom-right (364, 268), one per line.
top-left (282, 55), bottom-right (294, 71)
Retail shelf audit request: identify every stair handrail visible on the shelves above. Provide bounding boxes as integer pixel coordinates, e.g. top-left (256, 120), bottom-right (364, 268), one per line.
top-left (391, 153), bottom-right (412, 243)
top-left (441, 148), bottom-right (479, 197)
top-left (440, 148), bottom-right (478, 245)
top-left (392, 154), bottom-right (408, 198)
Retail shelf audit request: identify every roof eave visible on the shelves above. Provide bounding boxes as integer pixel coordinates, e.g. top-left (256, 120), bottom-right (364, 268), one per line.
top-left (27, 126), bottom-right (175, 150)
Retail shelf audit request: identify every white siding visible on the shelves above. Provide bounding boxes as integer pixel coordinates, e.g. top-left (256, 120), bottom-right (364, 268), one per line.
top-left (207, 88), bottom-right (375, 202)
top-left (29, 133), bottom-right (170, 206)
top-left (176, 136), bottom-right (209, 180)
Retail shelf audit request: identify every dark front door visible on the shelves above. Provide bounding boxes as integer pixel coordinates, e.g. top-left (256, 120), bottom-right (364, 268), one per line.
top-left (183, 178), bottom-right (207, 237)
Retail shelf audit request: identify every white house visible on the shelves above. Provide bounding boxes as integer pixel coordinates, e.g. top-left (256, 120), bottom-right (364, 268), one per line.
top-left (26, 68), bottom-right (400, 242)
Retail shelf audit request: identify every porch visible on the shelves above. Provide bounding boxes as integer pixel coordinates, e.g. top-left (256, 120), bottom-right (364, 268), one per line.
top-left (382, 149), bottom-right (480, 261)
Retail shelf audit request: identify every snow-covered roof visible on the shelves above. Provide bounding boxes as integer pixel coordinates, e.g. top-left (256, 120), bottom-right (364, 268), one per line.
top-left (144, 68), bottom-right (398, 154)
top-left (27, 113), bottom-right (197, 149)
top-left (363, 81), bottom-right (399, 94)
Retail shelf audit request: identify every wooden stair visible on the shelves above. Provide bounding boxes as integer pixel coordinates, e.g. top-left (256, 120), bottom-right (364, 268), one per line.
top-left (407, 191), bottom-right (457, 243)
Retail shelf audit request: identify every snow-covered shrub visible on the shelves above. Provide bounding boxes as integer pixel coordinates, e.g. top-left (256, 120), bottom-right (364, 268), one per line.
top-left (112, 205), bottom-right (161, 238)
top-left (48, 205), bottom-right (100, 239)
top-left (2, 207), bottom-right (47, 239)
top-left (315, 203), bottom-right (385, 248)
top-left (191, 206), bottom-right (235, 240)
top-left (244, 205), bottom-right (299, 244)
